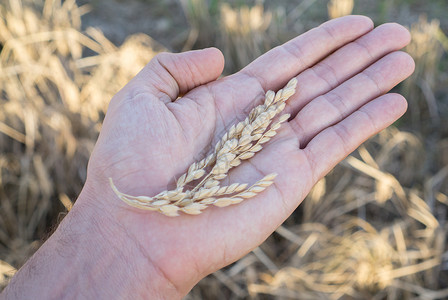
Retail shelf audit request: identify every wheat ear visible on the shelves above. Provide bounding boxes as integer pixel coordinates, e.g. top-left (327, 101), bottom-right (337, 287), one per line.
top-left (109, 78), bottom-right (297, 216)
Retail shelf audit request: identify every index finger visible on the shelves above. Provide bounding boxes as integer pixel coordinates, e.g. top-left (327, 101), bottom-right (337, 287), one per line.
top-left (235, 15), bottom-right (374, 92)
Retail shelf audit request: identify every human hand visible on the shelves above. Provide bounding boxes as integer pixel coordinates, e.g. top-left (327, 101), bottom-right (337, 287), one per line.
top-left (3, 16), bottom-right (414, 299)
top-left (80, 15), bottom-right (414, 296)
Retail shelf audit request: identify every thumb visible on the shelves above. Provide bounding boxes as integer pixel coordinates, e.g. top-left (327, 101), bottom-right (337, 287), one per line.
top-left (133, 48), bottom-right (225, 103)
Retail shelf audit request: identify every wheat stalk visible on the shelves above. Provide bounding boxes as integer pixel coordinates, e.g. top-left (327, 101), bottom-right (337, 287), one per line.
top-left (110, 78), bottom-right (298, 216)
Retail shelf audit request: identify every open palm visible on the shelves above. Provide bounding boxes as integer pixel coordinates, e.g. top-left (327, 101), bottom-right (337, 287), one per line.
top-left (80, 16), bottom-right (414, 296)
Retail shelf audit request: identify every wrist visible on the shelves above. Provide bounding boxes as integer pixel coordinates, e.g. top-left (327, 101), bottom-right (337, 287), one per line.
top-left (3, 187), bottom-right (182, 299)
top-left (57, 187), bottom-right (184, 299)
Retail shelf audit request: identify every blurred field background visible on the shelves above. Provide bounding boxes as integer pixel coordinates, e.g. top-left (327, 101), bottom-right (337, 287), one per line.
top-left (0, 0), bottom-right (447, 299)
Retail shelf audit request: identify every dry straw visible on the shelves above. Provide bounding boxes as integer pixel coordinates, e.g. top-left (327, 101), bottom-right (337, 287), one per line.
top-left (180, 1), bottom-right (280, 72)
top-left (0, 0), bottom-right (161, 286)
top-left (404, 16), bottom-right (444, 126)
top-left (2, 0), bottom-right (447, 298)
top-left (327, 0), bottom-right (354, 19)
top-left (110, 78), bottom-right (298, 216)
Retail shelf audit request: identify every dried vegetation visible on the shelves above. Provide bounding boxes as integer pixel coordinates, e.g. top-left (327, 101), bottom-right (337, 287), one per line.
top-left (1, 0), bottom-right (448, 299)
top-left (0, 0), bottom-right (161, 287)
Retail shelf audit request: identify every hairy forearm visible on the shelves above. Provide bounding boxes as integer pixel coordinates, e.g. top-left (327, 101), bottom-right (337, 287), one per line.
top-left (1, 190), bottom-right (181, 300)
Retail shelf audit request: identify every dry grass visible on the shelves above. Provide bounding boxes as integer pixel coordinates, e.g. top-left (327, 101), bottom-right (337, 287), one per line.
top-left (219, 3), bottom-right (274, 72)
top-left (180, 0), bottom-right (283, 72)
top-left (403, 16), bottom-right (445, 129)
top-left (327, 0), bottom-right (354, 19)
top-left (0, 0), bottom-right (161, 288)
top-left (1, 0), bottom-right (447, 298)
top-left (110, 79), bottom-right (297, 216)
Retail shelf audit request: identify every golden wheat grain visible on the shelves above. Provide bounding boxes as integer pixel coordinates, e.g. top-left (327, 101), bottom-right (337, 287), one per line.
top-left (110, 78), bottom-right (297, 216)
